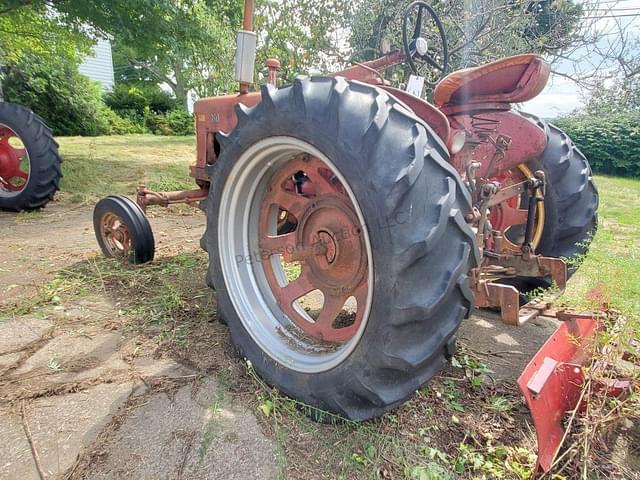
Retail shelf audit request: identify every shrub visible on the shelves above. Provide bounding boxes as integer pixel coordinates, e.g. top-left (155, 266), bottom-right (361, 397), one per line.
top-left (145, 112), bottom-right (172, 136)
top-left (104, 83), bottom-right (179, 119)
top-left (145, 110), bottom-right (194, 136)
top-left (3, 54), bottom-right (106, 136)
top-left (96, 105), bottom-right (148, 135)
top-left (555, 112), bottom-right (640, 178)
top-left (165, 110), bottom-right (194, 135)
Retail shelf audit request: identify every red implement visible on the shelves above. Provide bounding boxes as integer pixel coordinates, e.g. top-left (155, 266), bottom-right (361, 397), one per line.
top-left (518, 314), bottom-right (632, 473)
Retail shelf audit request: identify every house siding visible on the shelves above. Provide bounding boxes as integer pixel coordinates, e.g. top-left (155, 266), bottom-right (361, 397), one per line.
top-left (78, 38), bottom-right (115, 90)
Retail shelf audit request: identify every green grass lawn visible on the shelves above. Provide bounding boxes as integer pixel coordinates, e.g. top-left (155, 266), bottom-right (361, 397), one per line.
top-left (563, 175), bottom-right (640, 319)
top-left (57, 135), bottom-right (197, 204)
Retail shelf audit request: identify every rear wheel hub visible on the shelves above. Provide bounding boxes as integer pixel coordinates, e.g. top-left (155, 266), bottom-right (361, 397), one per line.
top-left (217, 136), bottom-right (374, 373)
top-left (259, 155), bottom-right (369, 343)
top-left (0, 126), bottom-right (30, 195)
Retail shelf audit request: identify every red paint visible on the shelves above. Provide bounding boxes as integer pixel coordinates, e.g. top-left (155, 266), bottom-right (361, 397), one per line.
top-left (0, 127), bottom-right (29, 193)
top-left (259, 155), bottom-right (368, 343)
top-left (449, 111), bottom-right (546, 178)
top-left (434, 54), bottom-right (550, 107)
top-left (193, 92), bottom-right (262, 182)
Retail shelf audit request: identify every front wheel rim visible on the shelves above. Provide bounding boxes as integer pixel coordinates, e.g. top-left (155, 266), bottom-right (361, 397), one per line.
top-left (217, 137), bottom-right (374, 373)
top-left (0, 125), bottom-right (31, 197)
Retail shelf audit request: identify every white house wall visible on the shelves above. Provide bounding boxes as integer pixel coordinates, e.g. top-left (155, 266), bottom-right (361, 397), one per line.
top-left (79, 38), bottom-right (115, 91)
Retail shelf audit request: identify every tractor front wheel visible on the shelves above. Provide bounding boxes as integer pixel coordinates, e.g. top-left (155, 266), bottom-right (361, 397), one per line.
top-left (93, 196), bottom-right (155, 264)
top-left (204, 78), bottom-right (478, 420)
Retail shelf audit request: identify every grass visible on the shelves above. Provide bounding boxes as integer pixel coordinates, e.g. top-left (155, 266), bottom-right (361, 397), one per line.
top-left (57, 135), bottom-right (197, 204)
top-left (562, 176), bottom-right (640, 318)
top-left (12, 134), bottom-right (640, 478)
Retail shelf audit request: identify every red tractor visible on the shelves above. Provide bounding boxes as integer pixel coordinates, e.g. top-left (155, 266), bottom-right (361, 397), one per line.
top-left (94, 0), bottom-right (598, 427)
top-left (0, 102), bottom-right (62, 211)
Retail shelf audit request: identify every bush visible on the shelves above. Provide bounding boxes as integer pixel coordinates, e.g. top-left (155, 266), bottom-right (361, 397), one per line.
top-left (3, 54), bottom-right (106, 136)
top-left (96, 105), bottom-right (148, 135)
top-left (145, 110), bottom-right (194, 136)
top-left (555, 112), bottom-right (640, 178)
top-left (104, 84), bottom-right (179, 119)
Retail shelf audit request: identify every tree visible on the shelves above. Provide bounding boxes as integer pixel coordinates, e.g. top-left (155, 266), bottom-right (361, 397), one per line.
top-left (349, 0), bottom-right (584, 92)
top-left (254, 0), bottom-right (356, 82)
top-left (109, 1), bottom-right (239, 109)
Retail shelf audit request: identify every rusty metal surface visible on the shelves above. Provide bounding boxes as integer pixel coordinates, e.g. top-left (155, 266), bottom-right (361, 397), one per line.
top-left (194, 92), bottom-right (262, 179)
top-left (333, 49), bottom-right (405, 84)
top-left (434, 54), bottom-right (550, 107)
top-left (98, 211), bottom-right (132, 258)
top-left (380, 86), bottom-right (451, 144)
top-left (517, 314), bottom-right (633, 473)
top-left (136, 186), bottom-right (208, 212)
top-left (258, 154), bottom-right (368, 343)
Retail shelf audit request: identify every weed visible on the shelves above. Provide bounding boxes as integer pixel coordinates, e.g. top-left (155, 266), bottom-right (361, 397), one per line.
top-left (47, 357), bottom-right (63, 371)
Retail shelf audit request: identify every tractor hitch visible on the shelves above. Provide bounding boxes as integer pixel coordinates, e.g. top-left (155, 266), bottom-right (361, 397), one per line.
top-left (135, 185), bottom-right (209, 213)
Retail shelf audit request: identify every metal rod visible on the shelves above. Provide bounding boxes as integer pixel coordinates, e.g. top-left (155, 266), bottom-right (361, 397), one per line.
top-left (243, 0), bottom-right (254, 31)
top-left (523, 187), bottom-right (539, 249)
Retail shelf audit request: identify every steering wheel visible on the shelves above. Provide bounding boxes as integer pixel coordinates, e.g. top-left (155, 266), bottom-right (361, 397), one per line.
top-left (402, 1), bottom-right (449, 76)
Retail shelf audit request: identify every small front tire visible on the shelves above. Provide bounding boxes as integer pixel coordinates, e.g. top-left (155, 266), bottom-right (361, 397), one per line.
top-left (93, 195), bottom-right (155, 264)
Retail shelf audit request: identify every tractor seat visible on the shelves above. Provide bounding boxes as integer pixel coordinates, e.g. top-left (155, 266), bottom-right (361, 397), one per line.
top-left (433, 54), bottom-right (550, 108)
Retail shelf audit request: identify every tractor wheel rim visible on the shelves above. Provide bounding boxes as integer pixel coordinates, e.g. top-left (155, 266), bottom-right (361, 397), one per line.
top-left (217, 136), bottom-right (374, 373)
top-left (0, 125), bottom-right (31, 198)
top-left (100, 212), bottom-right (132, 257)
top-left (489, 164), bottom-right (545, 253)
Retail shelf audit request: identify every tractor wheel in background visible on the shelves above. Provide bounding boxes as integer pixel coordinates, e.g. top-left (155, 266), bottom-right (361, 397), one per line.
top-left (0, 102), bottom-right (62, 211)
top-left (93, 195), bottom-right (155, 264)
top-left (204, 77), bottom-right (478, 421)
top-left (502, 114), bottom-right (599, 294)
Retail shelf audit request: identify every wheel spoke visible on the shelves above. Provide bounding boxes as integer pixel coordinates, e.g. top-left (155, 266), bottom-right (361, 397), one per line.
top-left (279, 270), bottom-right (316, 306)
top-left (259, 231), bottom-right (297, 259)
top-left (15, 169), bottom-right (28, 180)
top-left (352, 280), bottom-right (368, 313)
top-left (13, 148), bottom-right (27, 160)
top-left (413, 5), bottom-right (423, 39)
top-left (266, 186), bottom-right (312, 219)
top-left (305, 165), bottom-right (341, 196)
top-left (315, 294), bottom-right (347, 329)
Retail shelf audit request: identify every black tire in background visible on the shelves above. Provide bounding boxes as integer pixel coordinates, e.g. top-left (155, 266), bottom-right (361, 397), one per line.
top-left (93, 195), bottom-right (155, 264)
top-left (508, 114), bottom-right (599, 294)
top-left (0, 102), bottom-right (62, 211)
top-left (204, 77), bottom-right (479, 421)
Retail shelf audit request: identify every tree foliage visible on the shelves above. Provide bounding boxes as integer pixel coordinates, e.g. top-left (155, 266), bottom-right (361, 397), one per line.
top-left (3, 53), bottom-right (106, 135)
top-left (111, 1), bottom-right (238, 108)
top-left (349, 0), bottom-right (583, 92)
top-left (255, 0), bottom-right (355, 81)
top-left (555, 112), bottom-right (640, 178)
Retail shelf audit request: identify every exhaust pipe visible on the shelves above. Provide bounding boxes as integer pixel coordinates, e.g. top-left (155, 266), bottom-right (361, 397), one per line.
top-left (236, 0), bottom-right (257, 94)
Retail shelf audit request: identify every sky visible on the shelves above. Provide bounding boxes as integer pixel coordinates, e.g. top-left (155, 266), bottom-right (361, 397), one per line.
top-left (523, 0), bottom-right (640, 118)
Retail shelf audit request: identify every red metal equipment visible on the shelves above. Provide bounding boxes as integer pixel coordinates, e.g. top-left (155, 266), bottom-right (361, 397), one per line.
top-left (518, 313), bottom-right (632, 473)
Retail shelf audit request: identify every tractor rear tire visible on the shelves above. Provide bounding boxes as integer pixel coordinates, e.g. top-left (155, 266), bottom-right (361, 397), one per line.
top-left (204, 77), bottom-right (478, 421)
top-left (0, 102), bottom-right (62, 211)
top-left (508, 115), bottom-right (599, 294)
